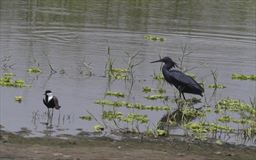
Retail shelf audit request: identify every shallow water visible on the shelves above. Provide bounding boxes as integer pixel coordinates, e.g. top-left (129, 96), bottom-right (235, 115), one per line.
top-left (0, 0), bottom-right (255, 144)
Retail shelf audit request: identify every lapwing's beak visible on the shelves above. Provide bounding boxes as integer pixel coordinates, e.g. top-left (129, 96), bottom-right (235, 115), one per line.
top-left (150, 59), bottom-right (163, 63)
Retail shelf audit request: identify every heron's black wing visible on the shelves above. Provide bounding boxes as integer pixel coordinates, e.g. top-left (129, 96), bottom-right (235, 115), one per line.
top-left (168, 70), bottom-right (204, 91)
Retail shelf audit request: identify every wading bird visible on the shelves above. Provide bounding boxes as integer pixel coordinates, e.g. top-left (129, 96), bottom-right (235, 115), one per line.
top-left (43, 90), bottom-right (61, 125)
top-left (151, 57), bottom-right (204, 99)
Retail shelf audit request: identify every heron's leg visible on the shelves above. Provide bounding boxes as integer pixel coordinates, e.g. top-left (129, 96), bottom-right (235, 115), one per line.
top-left (179, 91), bottom-right (182, 99)
top-left (182, 93), bottom-right (186, 100)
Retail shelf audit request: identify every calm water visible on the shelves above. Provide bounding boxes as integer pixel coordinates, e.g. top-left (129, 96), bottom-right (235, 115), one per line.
top-left (0, 0), bottom-right (255, 144)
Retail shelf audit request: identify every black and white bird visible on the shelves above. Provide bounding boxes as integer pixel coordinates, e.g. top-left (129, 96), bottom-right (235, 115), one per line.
top-left (151, 57), bottom-right (204, 99)
top-left (43, 90), bottom-right (61, 110)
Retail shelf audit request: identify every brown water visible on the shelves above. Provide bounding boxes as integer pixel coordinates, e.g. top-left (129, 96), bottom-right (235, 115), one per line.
top-left (0, 0), bottom-right (255, 144)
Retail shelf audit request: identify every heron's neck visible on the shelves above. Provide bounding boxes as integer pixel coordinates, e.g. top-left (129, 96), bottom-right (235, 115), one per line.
top-left (163, 63), bottom-right (174, 70)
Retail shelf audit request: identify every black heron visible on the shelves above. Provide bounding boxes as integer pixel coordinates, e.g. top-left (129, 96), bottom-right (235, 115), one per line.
top-left (151, 57), bottom-right (204, 99)
top-left (43, 90), bottom-right (61, 125)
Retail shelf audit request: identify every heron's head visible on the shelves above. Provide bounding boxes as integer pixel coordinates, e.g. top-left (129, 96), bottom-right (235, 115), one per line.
top-left (44, 90), bottom-right (53, 96)
top-left (151, 57), bottom-right (178, 68)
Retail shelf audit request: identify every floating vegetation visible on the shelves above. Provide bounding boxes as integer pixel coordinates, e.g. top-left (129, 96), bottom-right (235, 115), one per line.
top-left (111, 68), bottom-right (129, 73)
top-left (102, 111), bottom-right (123, 121)
top-left (122, 113), bottom-right (149, 124)
top-left (109, 69), bottom-right (129, 80)
top-left (95, 99), bottom-right (171, 111)
top-left (144, 94), bottom-right (167, 100)
top-left (174, 97), bottom-right (202, 107)
top-left (105, 91), bottom-right (125, 98)
top-left (15, 96), bottom-right (23, 103)
top-left (144, 35), bottom-right (165, 42)
top-left (79, 115), bottom-right (92, 121)
top-left (158, 88), bottom-right (166, 94)
top-left (142, 86), bottom-right (152, 93)
top-left (94, 124), bottom-right (104, 132)
top-left (232, 73), bottom-right (256, 80)
top-left (143, 87), bottom-right (165, 94)
top-left (215, 98), bottom-right (254, 114)
top-left (153, 73), bottom-right (164, 80)
top-left (185, 122), bottom-right (234, 140)
top-left (102, 111), bottom-right (149, 125)
top-left (27, 67), bottom-right (41, 73)
top-left (157, 129), bottom-right (168, 136)
top-left (208, 84), bottom-right (226, 89)
top-left (0, 73), bottom-right (26, 87)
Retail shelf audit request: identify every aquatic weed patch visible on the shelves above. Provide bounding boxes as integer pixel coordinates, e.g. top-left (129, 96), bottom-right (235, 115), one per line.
top-left (80, 115), bottom-right (92, 121)
top-left (27, 67), bottom-right (41, 73)
top-left (144, 35), bottom-right (165, 42)
top-left (95, 99), bottom-right (171, 111)
top-left (232, 73), bottom-right (256, 80)
top-left (0, 73), bottom-right (27, 87)
top-left (185, 122), bottom-right (234, 136)
top-left (208, 84), bottom-right (226, 89)
top-left (153, 73), bottom-right (164, 80)
top-left (105, 91), bottom-right (126, 98)
top-left (144, 94), bottom-right (167, 100)
top-left (215, 98), bottom-right (255, 114)
top-left (142, 86), bottom-right (152, 93)
top-left (15, 96), bottom-right (23, 103)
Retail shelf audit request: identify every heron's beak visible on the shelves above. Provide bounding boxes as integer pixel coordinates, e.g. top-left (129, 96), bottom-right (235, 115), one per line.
top-left (150, 59), bottom-right (163, 63)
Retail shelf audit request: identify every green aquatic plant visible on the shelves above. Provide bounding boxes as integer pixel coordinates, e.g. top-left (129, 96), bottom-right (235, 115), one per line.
top-left (157, 129), bottom-right (168, 136)
top-left (111, 68), bottom-right (129, 73)
top-left (153, 73), bottom-right (164, 80)
top-left (218, 115), bottom-right (233, 123)
top-left (94, 124), bottom-right (104, 132)
top-left (143, 86), bottom-right (152, 93)
top-left (208, 84), bottom-right (226, 89)
top-left (0, 73), bottom-right (26, 88)
top-left (111, 70), bottom-right (129, 80)
top-left (27, 67), bottom-right (41, 73)
top-left (144, 35), bottom-right (164, 42)
top-left (232, 73), bottom-right (256, 80)
top-left (15, 96), bottom-right (23, 103)
top-left (79, 115), bottom-right (92, 121)
top-left (105, 91), bottom-right (125, 98)
top-left (158, 88), bottom-right (166, 94)
top-left (95, 99), bottom-right (171, 111)
top-left (102, 111), bottom-right (123, 121)
top-left (95, 99), bottom-right (128, 107)
top-left (174, 97), bottom-right (202, 107)
top-left (144, 94), bottom-right (167, 100)
top-left (122, 113), bottom-right (149, 124)
top-left (185, 122), bottom-right (234, 136)
top-left (215, 98), bottom-right (254, 115)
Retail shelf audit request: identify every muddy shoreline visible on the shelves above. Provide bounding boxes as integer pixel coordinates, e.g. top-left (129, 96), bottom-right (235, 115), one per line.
top-left (1, 130), bottom-right (256, 160)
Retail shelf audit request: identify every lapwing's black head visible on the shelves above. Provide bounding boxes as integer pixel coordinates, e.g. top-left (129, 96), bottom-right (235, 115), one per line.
top-left (44, 90), bottom-right (52, 95)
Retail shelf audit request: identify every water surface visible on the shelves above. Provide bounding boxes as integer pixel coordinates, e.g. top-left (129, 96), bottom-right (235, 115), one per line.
top-left (0, 0), bottom-right (255, 144)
